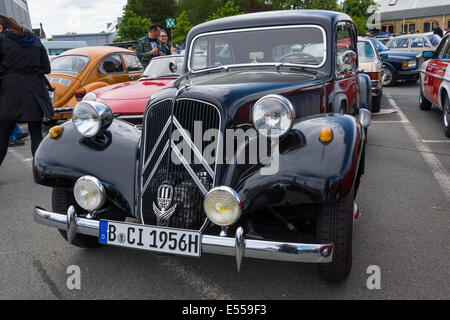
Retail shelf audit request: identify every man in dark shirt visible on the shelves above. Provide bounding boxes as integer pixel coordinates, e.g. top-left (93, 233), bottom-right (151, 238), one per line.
top-left (136, 24), bottom-right (165, 67)
top-left (433, 22), bottom-right (444, 38)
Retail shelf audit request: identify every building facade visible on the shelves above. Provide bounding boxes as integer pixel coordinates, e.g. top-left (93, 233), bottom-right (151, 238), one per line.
top-left (380, 0), bottom-right (450, 34)
top-left (0, 0), bottom-right (32, 29)
top-left (51, 33), bottom-right (116, 47)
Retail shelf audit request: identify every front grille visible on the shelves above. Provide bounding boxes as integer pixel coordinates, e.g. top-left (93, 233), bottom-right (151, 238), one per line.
top-left (289, 93), bottom-right (321, 119)
top-left (141, 98), bottom-right (221, 230)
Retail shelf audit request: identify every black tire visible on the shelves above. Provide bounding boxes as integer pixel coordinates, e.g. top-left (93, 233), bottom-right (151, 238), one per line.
top-left (382, 66), bottom-right (396, 87)
top-left (52, 188), bottom-right (101, 248)
top-left (419, 85), bottom-right (432, 111)
top-left (316, 189), bottom-right (354, 283)
top-left (372, 95), bottom-right (381, 113)
top-left (443, 94), bottom-right (450, 138)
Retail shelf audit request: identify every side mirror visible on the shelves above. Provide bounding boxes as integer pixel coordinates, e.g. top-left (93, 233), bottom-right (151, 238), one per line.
top-left (338, 50), bottom-right (357, 74)
top-left (423, 51), bottom-right (434, 59)
top-left (169, 61), bottom-right (178, 73)
top-left (380, 54), bottom-right (388, 60)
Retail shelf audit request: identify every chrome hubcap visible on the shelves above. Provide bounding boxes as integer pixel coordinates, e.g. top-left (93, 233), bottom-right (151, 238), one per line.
top-left (382, 68), bottom-right (392, 86)
top-left (444, 104), bottom-right (450, 128)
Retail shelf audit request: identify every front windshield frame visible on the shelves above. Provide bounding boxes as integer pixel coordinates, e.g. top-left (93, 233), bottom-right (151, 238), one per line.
top-left (50, 54), bottom-right (90, 73)
top-left (187, 25), bottom-right (327, 73)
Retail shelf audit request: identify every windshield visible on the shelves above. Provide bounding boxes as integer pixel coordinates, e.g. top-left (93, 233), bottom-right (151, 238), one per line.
top-left (369, 38), bottom-right (388, 52)
top-left (142, 56), bottom-right (184, 78)
top-left (51, 55), bottom-right (90, 73)
top-left (427, 34), bottom-right (441, 47)
top-left (189, 26), bottom-right (326, 71)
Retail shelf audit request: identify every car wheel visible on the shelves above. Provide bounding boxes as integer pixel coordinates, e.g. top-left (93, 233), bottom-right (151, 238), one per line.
top-left (52, 188), bottom-right (101, 248)
top-left (316, 189), bottom-right (354, 283)
top-left (372, 95), bottom-right (381, 113)
top-left (443, 95), bottom-right (450, 138)
top-left (419, 85), bottom-right (432, 111)
top-left (382, 66), bottom-right (396, 87)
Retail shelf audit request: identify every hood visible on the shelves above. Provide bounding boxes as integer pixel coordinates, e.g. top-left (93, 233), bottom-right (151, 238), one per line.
top-left (380, 50), bottom-right (420, 60)
top-left (4, 30), bottom-right (36, 47)
top-left (95, 78), bottom-right (176, 101)
top-left (159, 68), bottom-right (326, 125)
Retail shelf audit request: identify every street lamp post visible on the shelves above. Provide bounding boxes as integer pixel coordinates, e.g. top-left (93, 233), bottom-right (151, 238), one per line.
top-left (344, 0), bottom-right (347, 14)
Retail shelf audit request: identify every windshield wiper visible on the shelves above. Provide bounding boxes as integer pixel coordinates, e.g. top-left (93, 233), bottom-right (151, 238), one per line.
top-left (276, 63), bottom-right (319, 76)
top-left (185, 65), bottom-right (230, 79)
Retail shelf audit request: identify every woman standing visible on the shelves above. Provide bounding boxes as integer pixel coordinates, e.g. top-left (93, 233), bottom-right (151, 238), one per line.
top-left (159, 30), bottom-right (172, 56)
top-left (0, 15), bottom-right (53, 167)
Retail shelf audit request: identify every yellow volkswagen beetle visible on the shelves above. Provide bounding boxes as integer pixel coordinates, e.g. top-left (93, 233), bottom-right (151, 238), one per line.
top-left (47, 46), bottom-right (144, 121)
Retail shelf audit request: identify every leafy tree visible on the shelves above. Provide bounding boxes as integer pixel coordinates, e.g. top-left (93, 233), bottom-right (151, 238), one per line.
top-left (115, 9), bottom-right (151, 42)
top-left (341, 0), bottom-right (377, 35)
top-left (176, 0), bottom-right (229, 25)
top-left (207, 1), bottom-right (244, 21)
top-left (172, 11), bottom-right (193, 45)
top-left (126, 0), bottom-right (176, 26)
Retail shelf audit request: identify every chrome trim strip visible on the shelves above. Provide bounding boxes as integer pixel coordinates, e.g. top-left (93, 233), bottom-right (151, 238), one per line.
top-left (54, 107), bottom-right (74, 114)
top-left (420, 70), bottom-right (450, 82)
top-left (188, 25), bottom-right (327, 73)
top-left (142, 118), bottom-right (172, 173)
top-left (116, 115), bottom-right (144, 120)
top-left (171, 140), bottom-right (208, 196)
top-left (142, 140), bottom-right (170, 193)
top-left (172, 116), bottom-right (215, 178)
top-left (33, 207), bottom-right (334, 264)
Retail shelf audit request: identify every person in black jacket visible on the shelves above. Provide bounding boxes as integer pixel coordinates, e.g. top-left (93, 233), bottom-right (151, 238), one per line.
top-left (0, 15), bottom-right (53, 167)
top-left (433, 22), bottom-right (444, 38)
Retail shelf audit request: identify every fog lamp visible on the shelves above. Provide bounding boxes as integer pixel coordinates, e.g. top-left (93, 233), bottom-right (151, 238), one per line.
top-left (204, 187), bottom-right (242, 227)
top-left (73, 176), bottom-right (106, 212)
top-left (319, 127), bottom-right (334, 144)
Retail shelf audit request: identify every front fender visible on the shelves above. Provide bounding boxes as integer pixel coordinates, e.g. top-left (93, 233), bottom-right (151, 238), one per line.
top-left (221, 114), bottom-right (364, 212)
top-left (33, 120), bottom-right (141, 216)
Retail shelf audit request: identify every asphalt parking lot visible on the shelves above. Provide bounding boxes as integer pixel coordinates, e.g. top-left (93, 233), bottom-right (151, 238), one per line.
top-left (0, 82), bottom-right (448, 300)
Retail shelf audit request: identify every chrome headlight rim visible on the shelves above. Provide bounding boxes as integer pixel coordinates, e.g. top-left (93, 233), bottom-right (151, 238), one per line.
top-left (73, 176), bottom-right (106, 212)
top-left (203, 186), bottom-right (243, 227)
top-left (252, 94), bottom-right (295, 139)
top-left (82, 92), bottom-right (97, 101)
top-left (72, 101), bottom-right (113, 138)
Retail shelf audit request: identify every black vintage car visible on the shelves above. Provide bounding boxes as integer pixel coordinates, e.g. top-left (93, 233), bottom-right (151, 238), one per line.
top-left (33, 10), bottom-right (371, 282)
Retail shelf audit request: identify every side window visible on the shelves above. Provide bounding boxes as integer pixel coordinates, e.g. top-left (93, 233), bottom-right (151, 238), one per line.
top-left (390, 38), bottom-right (409, 49)
top-left (336, 22), bottom-right (356, 74)
top-left (123, 54), bottom-right (143, 72)
top-left (191, 39), bottom-right (209, 70)
top-left (99, 54), bottom-right (124, 74)
top-left (411, 37), bottom-right (425, 48)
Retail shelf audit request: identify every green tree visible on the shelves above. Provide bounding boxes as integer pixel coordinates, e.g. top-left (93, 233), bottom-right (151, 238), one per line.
top-left (172, 11), bottom-right (193, 45)
top-left (126, 0), bottom-right (176, 25)
top-left (207, 1), bottom-right (244, 21)
top-left (176, 0), bottom-right (229, 25)
top-left (115, 9), bottom-right (151, 42)
top-left (341, 0), bottom-right (377, 35)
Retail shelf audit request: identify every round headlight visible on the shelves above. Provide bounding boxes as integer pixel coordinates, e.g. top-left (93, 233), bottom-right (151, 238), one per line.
top-left (203, 186), bottom-right (242, 227)
top-left (252, 94), bottom-right (295, 138)
top-left (72, 101), bottom-right (113, 138)
top-left (74, 176), bottom-right (106, 212)
top-left (83, 92), bottom-right (97, 101)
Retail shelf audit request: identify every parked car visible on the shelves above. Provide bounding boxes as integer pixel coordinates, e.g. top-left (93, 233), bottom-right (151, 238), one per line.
top-left (358, 37), bottom-right (384, 112)
top-left (386, 33), bottom-right (442, 53)
top-left (368, 38), bottom-right (421, 86)
top-left (86, 55), bottom-right (184, 125)
top-left (419, 33), bottom-right (450, 137)
top-left (33, 10), bottom-right (371, 283)
top-left (47, 46), bottom-right (144, 121)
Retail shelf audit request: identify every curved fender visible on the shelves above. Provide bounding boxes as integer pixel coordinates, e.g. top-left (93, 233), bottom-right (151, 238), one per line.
top-left (33, 120), bottom-right (141, 216)
top-left (357, 73), bottom-right (371, 112)
top-left (221, 114), bottom-right (364, 212)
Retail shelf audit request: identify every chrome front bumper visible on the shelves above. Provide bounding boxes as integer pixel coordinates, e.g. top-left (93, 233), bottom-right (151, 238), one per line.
top-left (34, 207), bottom-right (334, 270)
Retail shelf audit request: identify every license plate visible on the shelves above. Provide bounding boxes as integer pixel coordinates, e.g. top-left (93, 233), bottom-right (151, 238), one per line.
top-left (99, 221), bottom-right (202, 257)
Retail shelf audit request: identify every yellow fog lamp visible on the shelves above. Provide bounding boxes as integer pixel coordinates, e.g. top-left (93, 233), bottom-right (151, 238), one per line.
top-left (319, 127), bottom-right (334, 144)
top-left (49, 125), bottom-right (64, 140)
top-left (203, 187), bottom-right (243, 227)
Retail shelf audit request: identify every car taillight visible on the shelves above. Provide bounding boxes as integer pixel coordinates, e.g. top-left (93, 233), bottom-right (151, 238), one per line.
top-left (368, 72), bottom-right (379, 81)
top-left (75, 88), bottom-right (87, 102)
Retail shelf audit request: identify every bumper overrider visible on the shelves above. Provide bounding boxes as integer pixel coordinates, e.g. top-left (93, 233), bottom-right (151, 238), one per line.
top-left (33, 207), bottom-right (334, 271)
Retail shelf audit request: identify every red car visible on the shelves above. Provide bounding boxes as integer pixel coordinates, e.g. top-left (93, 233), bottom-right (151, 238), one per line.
top-left (84, 55), bottom-right (184, 124)
top-left (420, 33), bottom-right (450, 137)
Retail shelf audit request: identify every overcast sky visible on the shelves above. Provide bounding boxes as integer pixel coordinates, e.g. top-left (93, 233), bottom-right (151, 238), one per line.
top-left (28, 0), bottom-right (127, 37)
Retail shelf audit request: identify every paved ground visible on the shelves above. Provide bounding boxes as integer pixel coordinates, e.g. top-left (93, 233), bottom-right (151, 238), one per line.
top-left (0, 83), bottom-right (449, 300)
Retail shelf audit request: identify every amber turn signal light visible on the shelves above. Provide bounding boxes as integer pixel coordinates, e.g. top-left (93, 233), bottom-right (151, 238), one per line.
top-left (319, 127), bottom-right (334, 144)
top-left (49, 126), bottom-right (64, 140)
